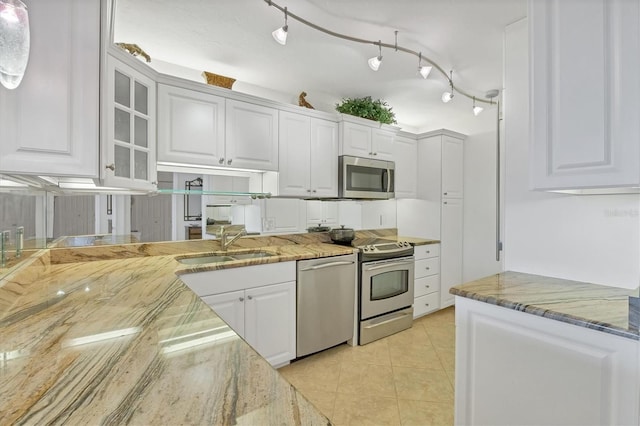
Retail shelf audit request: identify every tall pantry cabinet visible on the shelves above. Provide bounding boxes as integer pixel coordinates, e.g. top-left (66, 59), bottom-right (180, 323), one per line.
top-left (418, 130), bottom-right (465, 308)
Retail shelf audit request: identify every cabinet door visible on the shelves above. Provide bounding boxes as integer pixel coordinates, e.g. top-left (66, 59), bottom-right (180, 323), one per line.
top-left (371, 128), bottom-right (395, 161)
top-left (0, 0), bottom-right (99, 177)
top-left (225, 99), bottom-right (278, 171)
top-left (340, 121), bottom-right (372, 157)
top-left (201, 290), bottom-right (245, 337)
top-left (441, 136), bottom-right (464, 198)
top-left (394, 136), bottom-right (418, 198)
top-left (278, 111), bottom-right (311, 196)
top-left (310, 118), bottom-right (339, 197)
top-left (322, 202), bottom-right (339, 227)
top-left (244, 281), bottom-right (296, 366)
top-left (306, 200), bottom-right (324, 225)
top-left (157, 84), bottom-right (225, 166)
top-left (529, 0), bottom-right (640, 190)
top-left (440, 198), bottom-right (463, 308)
top-left (104, 55), bottom-right (157, 190)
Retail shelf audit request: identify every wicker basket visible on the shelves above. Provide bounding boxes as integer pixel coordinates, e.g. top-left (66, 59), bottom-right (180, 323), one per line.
top-left (202, 71), bottom-right (236, 89)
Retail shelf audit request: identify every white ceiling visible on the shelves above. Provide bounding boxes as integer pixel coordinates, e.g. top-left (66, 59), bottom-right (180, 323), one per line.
top-left (114, 0), bottom-right (526, 134)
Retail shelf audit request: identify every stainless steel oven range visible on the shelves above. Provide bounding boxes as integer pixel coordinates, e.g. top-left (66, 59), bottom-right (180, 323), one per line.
top-left (355, 239), bottom-right (415, 345)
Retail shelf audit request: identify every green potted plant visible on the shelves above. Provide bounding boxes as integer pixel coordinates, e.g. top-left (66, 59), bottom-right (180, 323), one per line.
top-left (335, 96), bottom-right (397, 125)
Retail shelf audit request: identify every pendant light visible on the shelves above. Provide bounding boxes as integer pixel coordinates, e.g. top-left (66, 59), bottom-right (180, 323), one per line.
top-left (472, 97), bottom-right (484, 116)
top-left (0, 0), bottom-right (29, 89)
top-left (442, 70), bottom-right (454, 103)
top-left (368, 41), bottom-right (382, 71)
top-left (272, 6), bottom-right (288, 45)
top-left (417, 52), bottom-right (432, 79)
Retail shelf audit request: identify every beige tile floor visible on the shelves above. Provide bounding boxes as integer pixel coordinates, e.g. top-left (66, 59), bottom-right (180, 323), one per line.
top-left (279, 307), bottom-right (455, 426)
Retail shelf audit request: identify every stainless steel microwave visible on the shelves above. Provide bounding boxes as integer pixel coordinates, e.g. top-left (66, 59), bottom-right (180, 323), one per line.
top-left (338, 155), bottom-right (395, 199)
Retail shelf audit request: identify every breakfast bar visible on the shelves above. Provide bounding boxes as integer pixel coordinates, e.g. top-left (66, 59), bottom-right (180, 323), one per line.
top-left (450, 272), bottom-right (640, 426)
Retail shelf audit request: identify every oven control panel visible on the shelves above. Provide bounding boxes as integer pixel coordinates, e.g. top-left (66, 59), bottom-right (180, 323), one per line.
top-left (358, 241), bottom-right (414, 261)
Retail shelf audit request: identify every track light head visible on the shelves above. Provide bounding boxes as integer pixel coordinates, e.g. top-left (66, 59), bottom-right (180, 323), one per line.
top-left (419, 66), bottom-right (432, 79)
top-left (272, 26), bottom-right (288, 45)
top-left (442, 92), bottom-right (453, 103)
top-left (368, 55), bottom-right (382, 71)
top-left (272, 6), bottom-right (288, 45)
top-left (473, 105), bottom-right (483, 116)
top-left (369, 41), bottom-right (382, 71)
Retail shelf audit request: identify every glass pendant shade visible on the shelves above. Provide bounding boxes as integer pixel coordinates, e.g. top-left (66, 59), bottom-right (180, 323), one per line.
top-left (0, 0), bottom-right (30, 89)
top-left (418, 65), bottom-right (432, 79)
top-left (368, 55), bottom-right (382, 71)
top-left (272, 26), bottom-right (288, 45)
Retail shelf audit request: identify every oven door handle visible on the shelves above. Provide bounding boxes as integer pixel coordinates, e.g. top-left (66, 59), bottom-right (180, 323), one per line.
top-left (364, 260), bottom-right (414, 271)
top-left (299, 261), bottom-right (355, 271)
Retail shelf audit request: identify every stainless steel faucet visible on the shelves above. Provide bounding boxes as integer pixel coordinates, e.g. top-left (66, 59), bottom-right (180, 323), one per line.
top-left (218, 225), bottom-right (247, 250)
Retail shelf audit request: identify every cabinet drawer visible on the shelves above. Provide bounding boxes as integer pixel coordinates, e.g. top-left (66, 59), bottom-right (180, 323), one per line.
top-left (415, 258), bottom-right (439, 278)
top-left (414, 244), bottom-right (440, 260)
top-left (413, 292), bottom-right (440, 318)
top-left (414, 275), bottom-right (440, 298)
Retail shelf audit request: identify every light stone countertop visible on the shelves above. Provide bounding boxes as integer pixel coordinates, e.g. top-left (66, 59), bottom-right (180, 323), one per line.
top-left (0, 233), bottom-right (360, 424)
top-left (450, 271), bottom-right (640, 340)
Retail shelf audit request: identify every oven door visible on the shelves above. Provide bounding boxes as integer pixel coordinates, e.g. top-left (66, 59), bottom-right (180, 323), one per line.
top-left (360, 256), bottom-right (414, 320)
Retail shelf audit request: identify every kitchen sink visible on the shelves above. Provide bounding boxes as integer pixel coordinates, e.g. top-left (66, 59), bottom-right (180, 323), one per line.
top-left (177, 251), bottom-right (275, 265)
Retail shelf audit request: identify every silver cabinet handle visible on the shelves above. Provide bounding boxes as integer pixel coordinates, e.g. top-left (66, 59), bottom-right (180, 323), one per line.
top-left (425, 303), bottom-right (430, 306)
top-left (369, 152), bottom-right (373, 155)
top-left (239, 297), bottom-right (244, 302)
top-left (425, 285), bottom-right (430, 289)
top-left (373, 152), bottom-right (378, 156)
top-left (105, 164), bottom-right (115, 171)
top-left (426, 267), bottom-right (430, 270)
top-left (219, 158), bottom-right (225, 164)
top-left (312, 189), bottom-right (316, 193)
top-left (299, 261), bottom-right (355, 271)
top-left (307, 189), bottom-right (311, 192)
top-left (444, 192), bottom-right (448, 195)
top-left (227, 159), bottom-right (233, 165)
top-left (247, 295), bottom-right (252, 300)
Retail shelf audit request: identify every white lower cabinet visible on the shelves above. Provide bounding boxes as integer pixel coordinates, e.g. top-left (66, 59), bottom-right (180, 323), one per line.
top-left (455, 297), bottom-right (640, 425)
top-left (413, 244), bottom-right (441, 318)
top-left (180, 261), bottom-right (296, 367)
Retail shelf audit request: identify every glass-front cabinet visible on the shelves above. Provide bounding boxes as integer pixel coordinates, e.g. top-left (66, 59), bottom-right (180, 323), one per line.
top-left (103, 53), bottom-right (157, 190)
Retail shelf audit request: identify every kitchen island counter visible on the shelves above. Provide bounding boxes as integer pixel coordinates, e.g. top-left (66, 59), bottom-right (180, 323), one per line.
top-left (450, 271), bottom-right (640, 425)
top-left (450, 270), bottom-right (639, 340)
top-left (0, 236), bottom-right (352, 424)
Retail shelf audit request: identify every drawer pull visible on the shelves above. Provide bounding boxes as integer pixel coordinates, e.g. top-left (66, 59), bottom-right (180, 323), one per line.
top-left (239, 297), bottom-right (244, 302)
top-left (426, 251), bottom-right (430, 254)
top-left (425, 303), bottom-right (430, 306)
top-left (425, 285), bottom-right (430, 289)
top-left (247, 295), bottom-right (253, 300)
top-left (425, 267), bottom-right (430, 270)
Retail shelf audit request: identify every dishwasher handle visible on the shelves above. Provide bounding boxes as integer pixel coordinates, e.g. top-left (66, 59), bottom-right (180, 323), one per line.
top-left (299, 260), bottom-right (355, 271)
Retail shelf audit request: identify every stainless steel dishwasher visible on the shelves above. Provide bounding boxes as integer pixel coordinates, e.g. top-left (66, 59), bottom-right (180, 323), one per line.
top-left (296, 253), bottom-right (357, 357)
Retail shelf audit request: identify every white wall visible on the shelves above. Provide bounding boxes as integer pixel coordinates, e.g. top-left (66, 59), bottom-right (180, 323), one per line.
top-left (503, 19), bottom-right (639, 289)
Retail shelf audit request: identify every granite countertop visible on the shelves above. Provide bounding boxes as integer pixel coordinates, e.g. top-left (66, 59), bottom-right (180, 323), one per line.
top-left (450, 271), bottom-right (640, 340)
top-left (398, 236), bottom-right (440, 246)
top-left (0, 232), bottom-right (359, 424)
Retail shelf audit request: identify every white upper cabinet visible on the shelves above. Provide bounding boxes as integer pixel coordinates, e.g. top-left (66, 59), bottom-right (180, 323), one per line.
top-left (418, 131), bottom-right (464, 200)
top-left (529, 0), bottom-right (640, 190)
top-left (157, 84), bottom-right (225, 166)
top-left (339, 118), bottom-right (396, 161)
top-left (225, 99), bottom-right (278, 171)
top-left (310, 118), bottom-right (339, 197)
top-left (273, 111), bottom-right (338, 198)
top-left (0, 0), bottom-right (100, 177)
top-left (102, 53), bottom-right (157, 190)
top-left (394, 135), bottom-right (418, 199)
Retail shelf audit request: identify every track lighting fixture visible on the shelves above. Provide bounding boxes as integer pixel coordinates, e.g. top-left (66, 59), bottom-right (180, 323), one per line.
top-left (417, 52), bottom-right (432, 79)
top-left (264, 0), bottom-right (497, 109)
top-left (0, 0), bottom-right (30, 89)
top-left (368, 41), bottom-right (382, 71)
top-left (271, 6), bottom-right (288, 45)
top-left (441, 70), bottom-right (454, 103)
top-left (472, 97), bottom-right (483, 116)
